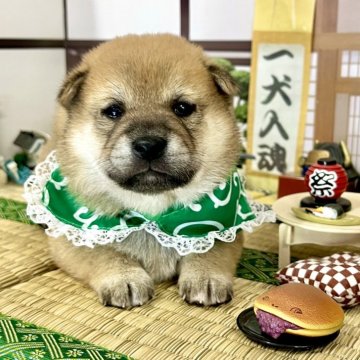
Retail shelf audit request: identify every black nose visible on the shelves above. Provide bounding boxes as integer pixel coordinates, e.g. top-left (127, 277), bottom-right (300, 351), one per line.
top-left (132, 136), bottom-right (167, 161)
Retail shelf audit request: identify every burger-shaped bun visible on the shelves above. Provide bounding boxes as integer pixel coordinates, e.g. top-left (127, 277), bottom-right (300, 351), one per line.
top-left (254, 283), bottom-right (344, 338)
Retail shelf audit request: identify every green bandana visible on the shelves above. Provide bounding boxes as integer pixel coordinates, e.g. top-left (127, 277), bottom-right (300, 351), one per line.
top-left (25, 152), bottom-right (275, 255)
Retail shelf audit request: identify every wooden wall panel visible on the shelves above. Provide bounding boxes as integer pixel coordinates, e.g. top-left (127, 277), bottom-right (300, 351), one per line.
top-left (314, 50), bottom-right (338, 141)
top-left (313, 0), bottom-right (339, 142)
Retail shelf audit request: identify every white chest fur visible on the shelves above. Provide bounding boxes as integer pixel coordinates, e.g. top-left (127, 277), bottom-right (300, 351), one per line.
top-left (111, 230), bottom-right (181, 283)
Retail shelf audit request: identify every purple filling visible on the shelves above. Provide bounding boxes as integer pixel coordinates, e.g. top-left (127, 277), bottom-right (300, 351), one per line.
top-left (256, 309), bottom-right (301, 339)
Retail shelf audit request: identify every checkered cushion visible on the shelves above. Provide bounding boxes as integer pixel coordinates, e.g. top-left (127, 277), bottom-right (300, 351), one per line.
top-left (276, 252), bottom-right (360, 307)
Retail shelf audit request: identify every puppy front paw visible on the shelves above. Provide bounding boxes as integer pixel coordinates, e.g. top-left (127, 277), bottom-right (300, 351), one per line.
top-left (92, 268), bottom-right (154, 308)
top-left (178, 273), bottom-right (233, 306)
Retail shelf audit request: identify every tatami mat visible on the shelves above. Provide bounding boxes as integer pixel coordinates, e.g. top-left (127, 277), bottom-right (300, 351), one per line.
top-left (0, 270), bottom-right (359, 360)
top-left (244, 223), bottom-right (360, 260)
top-left (1, 183), bottom-right (360, 359)
top-left (0, 219), bottom-right (55, 290)
top-left (0, 183), bottom-right (24, 202)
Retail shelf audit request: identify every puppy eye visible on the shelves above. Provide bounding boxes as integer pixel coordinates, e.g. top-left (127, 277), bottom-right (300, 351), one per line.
top-left (102, 104), bottom-right (125, 120)
top-left (290, 307), bottom-right (303, 314)
top-left (172, 101), bottom-right (196, 117)
top-left (262, 296), bottom-right (270, 301)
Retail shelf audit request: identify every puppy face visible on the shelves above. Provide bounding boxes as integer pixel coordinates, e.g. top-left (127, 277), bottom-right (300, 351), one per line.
top-left (55, 34), bottom-right (240, 214)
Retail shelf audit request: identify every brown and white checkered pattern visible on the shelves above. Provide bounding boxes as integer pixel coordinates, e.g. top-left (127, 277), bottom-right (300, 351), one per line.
top-left (276, 252), bottom-right (360, 307)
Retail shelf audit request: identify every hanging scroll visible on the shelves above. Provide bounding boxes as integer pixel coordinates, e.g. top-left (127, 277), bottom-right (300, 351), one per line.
top-left (247, 0), bottom-right (316, 176)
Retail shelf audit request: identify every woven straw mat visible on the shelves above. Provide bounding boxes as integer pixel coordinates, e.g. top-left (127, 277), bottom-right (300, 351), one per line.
top-left (0, 219), bottom-right (55, 290)
top-left (0, 270), bottom-right (359, 360)
top-left (1, 184), bottom-right (360, 359)
top-left (244, 223), bottom-right (360, 260)
top-left (0, 183), bottom-right (24, 202)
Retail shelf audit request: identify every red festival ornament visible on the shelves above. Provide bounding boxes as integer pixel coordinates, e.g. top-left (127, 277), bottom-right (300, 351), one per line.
top-left (301, 158), bottom-right (351, 212)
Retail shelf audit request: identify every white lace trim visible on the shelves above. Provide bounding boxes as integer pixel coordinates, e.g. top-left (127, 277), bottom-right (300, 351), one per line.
top-left (24, 151), bottom-right (276, 255)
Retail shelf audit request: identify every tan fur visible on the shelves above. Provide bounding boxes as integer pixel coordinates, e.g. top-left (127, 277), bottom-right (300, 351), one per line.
top-left (49, 34), bottom-right (243, 308)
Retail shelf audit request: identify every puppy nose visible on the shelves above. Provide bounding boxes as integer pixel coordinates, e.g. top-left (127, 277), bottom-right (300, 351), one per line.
top-left (132, 136), bottom-right (167, 161)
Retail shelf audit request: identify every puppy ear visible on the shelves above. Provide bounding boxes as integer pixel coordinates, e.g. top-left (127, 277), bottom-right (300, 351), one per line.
top-left (58, 66), bottom-right (88, 109)
top-left (207, 61), bottom-right (238, 97)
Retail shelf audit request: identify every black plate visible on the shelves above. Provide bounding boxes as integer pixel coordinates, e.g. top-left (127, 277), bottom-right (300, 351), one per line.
top-left (237, 307), bottom-right (339, 350)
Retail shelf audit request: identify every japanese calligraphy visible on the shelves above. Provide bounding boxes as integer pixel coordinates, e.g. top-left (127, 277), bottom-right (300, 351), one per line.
top-left (263, 49), bottom-right (294, 60)
top-left (258, 143), bottom-right (287, 173)
top-left (251, 43), bottom-right (305, 175)
top-left (259, 110), bottom-right (289, 140)
top-left (308, 169), bottom-right (337, 197)
top-left (262, 75), bottom-right (292, 106)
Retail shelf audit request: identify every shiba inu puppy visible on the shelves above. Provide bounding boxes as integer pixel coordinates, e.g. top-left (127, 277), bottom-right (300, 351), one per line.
top-left (38, 34), bottom-right (250, 308)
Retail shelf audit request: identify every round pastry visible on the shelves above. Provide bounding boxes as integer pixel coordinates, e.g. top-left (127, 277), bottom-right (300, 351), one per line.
top-left (254, 283), bottom-right (344, 339)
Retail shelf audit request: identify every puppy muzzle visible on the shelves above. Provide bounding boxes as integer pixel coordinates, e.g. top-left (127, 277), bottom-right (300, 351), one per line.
top-left (132, 136), bottom-right (168, 161)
